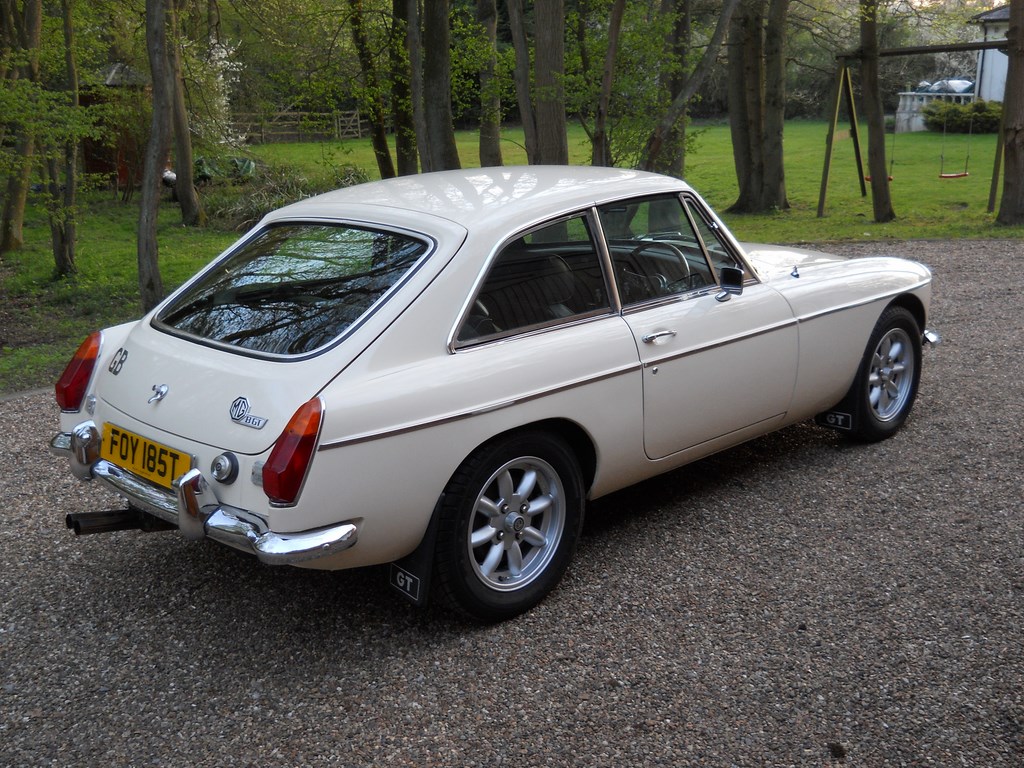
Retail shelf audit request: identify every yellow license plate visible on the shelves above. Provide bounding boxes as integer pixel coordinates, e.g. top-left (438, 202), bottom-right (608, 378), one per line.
top-left (100, 423), bottom-right (192, 490)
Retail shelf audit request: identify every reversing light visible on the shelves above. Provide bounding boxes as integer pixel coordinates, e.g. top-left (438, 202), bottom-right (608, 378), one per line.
top-left (56, 332), bottom-right (101, 412)
top-left (262, 397), bottom-right (323, 505)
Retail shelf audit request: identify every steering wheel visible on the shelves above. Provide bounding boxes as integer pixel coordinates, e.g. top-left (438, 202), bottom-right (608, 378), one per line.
top-left (628, 240), bottom-right (692, 295)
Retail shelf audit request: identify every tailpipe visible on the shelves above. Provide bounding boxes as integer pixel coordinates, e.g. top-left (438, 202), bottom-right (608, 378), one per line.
top-left (65, 508), bottom-right (175, 535)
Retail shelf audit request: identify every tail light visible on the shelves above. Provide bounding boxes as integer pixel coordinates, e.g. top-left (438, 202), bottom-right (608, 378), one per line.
top-left (263, 397), bottom-right (323, 505)
top-left (56, 332), bottom-right (102, 411)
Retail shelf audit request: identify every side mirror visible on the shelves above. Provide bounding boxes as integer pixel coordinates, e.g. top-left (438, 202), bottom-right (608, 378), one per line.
top-left (715, 266), bottom-right (745, 302)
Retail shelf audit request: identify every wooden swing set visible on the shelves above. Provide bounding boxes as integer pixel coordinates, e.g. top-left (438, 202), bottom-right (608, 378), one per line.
top-left (817, 39), bottom-right (1008, 218)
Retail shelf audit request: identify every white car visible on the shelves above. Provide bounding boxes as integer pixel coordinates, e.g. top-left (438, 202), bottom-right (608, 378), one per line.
top-left (52, 166), bottom-right (938, 621)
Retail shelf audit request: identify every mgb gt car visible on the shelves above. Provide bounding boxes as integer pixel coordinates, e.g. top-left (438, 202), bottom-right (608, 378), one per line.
top-left (52, 166), bottom-right (938, 621)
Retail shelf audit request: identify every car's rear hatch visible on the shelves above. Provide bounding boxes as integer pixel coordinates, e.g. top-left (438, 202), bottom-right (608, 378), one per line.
top-left (96, 216), bottom-right (463, 455)
top-left (96, 324), bottom-right (332, 455)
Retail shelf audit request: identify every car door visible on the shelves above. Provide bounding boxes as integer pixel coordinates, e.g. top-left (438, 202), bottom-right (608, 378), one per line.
top-left (598, 194), bottom-right (798, 460)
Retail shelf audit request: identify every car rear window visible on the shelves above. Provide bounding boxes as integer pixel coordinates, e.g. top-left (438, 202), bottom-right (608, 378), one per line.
top-left (156, 223), bottom-right (429, 356)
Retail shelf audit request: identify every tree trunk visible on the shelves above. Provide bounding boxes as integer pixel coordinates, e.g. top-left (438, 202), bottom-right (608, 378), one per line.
top-left (48, 0), bottom-right (79, 276)
top-left (533, 0), bottom-right (567, 165)
top-left (727, 0), bottom-right (763, 212)
top-left (391, 0), bottom-right (418, 175)
top-left (421, 0), bottom-right (460, 171)
top-left (860, 0), bottom-right (895, 223)
top-left (167, 0), bottom-right (204, 225)
top-left (406, 0), bottom-right (428, 169)
top-left (349, 0), bottom-right (395, 179)
top-left (639, 0), bottom-right (738, 173)
top-left (507, 0), bottom-right (538, 163)
top-left (477, 0), bottom-right (503, 167)
top-left (661, 0), bottom-right (691, 177)
top-left (591, 0), bottom-right (625, 167)
top-left (997, 0), bottom-right (1024, 225)
top-left (726, 0), bottom-right (789, 212)
top-left (0, 0), bottom-right (41, 255)
top-left (761, 0), bottom-right (789, 210)
top-left (138, 0), bottom-right (172, 312)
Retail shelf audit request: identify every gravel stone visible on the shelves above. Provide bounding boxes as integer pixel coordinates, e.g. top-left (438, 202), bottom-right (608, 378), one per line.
top-left (1, 240), bottom-right (1021, 766)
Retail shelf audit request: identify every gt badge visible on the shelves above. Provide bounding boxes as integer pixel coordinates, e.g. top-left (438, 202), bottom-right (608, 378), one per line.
top-left (229, 396), bottom-right (268, 430)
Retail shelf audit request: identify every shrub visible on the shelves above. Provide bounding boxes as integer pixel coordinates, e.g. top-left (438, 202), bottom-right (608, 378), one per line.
top-left (922, 99), bottom-right (1002, 134)
top-left (202, 159), bottom-right (369, 231)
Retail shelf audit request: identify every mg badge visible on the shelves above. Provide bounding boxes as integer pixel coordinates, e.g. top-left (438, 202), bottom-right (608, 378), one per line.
top-left (229, 396), bottom-right (268, 430)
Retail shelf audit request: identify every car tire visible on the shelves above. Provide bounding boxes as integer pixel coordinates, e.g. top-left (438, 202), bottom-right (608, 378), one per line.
top-left (433, 431), bottom-right (584, 622)
top-left (847, 306), bottom-right (922, 442)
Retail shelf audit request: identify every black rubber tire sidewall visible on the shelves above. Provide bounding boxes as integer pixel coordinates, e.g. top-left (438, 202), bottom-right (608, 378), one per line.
top-left (433, 431), bottom-right (584, 622)
top-left (850, 306), bottom-right (922, 442)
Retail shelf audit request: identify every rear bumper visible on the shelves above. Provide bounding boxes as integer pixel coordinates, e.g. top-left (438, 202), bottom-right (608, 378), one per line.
top-left (50, 424), bottom-right (358, 566)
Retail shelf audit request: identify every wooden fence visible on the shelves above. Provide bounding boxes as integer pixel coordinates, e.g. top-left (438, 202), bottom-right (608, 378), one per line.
top-left (231, 111), bottom-right (366, 143)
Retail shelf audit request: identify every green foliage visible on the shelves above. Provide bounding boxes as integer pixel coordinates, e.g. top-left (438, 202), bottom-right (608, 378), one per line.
top-left (201, 158), bottom-right (369, 231)
top-left (922, 99), bottom-right (1002, 134)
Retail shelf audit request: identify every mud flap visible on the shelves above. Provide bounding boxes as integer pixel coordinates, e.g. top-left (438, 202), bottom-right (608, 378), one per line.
top-left (388, 495), bottom-right (444, 608)
top-left (815, 385), bottom-right (860, 432)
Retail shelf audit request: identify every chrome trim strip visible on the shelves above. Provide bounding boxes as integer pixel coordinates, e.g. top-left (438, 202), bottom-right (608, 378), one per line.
top-left (641, 318), bottom-right (799, 369)
top-left (319, 361), bottom-right (640, 451)
top-left (88, 460), bottom-right (358, 565)
top-left (792, 280), bottom-right (932, 325)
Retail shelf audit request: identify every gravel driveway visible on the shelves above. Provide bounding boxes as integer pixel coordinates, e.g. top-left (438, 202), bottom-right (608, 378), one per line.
top-left (2, 240), bottom-right (1021, 767)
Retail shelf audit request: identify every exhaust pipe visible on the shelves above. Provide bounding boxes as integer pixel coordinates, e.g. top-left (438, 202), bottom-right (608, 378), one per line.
top-left (65, 509), bottom-right (175, 535)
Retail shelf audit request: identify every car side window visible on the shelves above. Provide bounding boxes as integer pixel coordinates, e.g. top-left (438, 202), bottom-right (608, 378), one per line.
top-left (682, 196), bottom-right (743, 275)
top-left (457, 215), bottom-right (610, 343)
top-left (598, 195), bottom-right (716, 306)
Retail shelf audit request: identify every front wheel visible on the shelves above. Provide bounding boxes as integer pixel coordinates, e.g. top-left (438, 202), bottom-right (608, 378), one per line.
top-left (847, 306), bottom-right (923, 442)
top-left (433, 431), bottom-right (584, 622)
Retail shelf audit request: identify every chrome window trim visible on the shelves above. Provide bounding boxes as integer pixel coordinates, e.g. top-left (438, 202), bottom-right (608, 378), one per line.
top-left (679, 192), bottom-right (759, 282)
top-left (152, 218), bottom-right (437, 363)
top-left (449, 210), bottom-right (616, 353)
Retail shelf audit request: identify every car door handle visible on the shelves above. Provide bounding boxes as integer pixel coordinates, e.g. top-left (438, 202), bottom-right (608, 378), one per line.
top-left (642, 330), bottom-right (677, 343)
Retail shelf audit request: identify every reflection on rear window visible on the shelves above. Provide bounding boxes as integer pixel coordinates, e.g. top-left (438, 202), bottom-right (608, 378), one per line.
top-left (156, 223), bottom-right (429, 356)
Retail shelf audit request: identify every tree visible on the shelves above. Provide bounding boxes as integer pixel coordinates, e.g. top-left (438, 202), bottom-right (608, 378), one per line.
top-left (349, 0), bottom-right (396, 178)
top-left (859, 0), bottom-right (895, 223)
top-left (168, 0), bottom-right (204, 226)
top-left (508, 0), bottom-right (568, 165)
top-left (591, 0), bottom-right (626, 167)
top-left (421, 0), bottom-right (460, 171)
top-left (639, 0), bottom-right (739, 174)
top-left (391, 0), bottom-right (418, 175)
top-left (507, 0), bottom-right (538, 162)
top-left (476, 0), bottom-right (503, 167)
top-left (0, 0), bottom-right (42, 255)
top-left (997, 0), bottom-right (1024, 225)
top-left (534, 0), bottom-right (568, 164)
top-left (726, 0), bottom-right (789, 213)
top-left (44, 0), bottom-right (80, 276)
top-left (138, 0), bottom-right (172, 311)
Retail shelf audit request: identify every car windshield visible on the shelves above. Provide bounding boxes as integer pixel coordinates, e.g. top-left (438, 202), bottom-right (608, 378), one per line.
top-left (156, 222), bottom-right (429, 356)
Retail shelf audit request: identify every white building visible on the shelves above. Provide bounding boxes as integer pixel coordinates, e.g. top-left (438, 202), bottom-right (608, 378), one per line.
top-left (894, 4), bottom-right (1009, 133)
top-left (972, 4), bottom-right (1009, 102)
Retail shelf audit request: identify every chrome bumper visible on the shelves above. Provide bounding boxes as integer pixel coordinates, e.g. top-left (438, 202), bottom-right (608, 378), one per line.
top-left (50, 426), bottom-right (358, 566)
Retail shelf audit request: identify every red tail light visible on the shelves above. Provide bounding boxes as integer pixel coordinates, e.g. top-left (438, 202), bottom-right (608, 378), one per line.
top-left (263, 397), bottom-right (323, 505)
top-left (56, 332), bottom-right (101, 411)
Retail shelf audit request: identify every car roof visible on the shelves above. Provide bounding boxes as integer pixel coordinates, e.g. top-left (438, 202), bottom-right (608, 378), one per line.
top-left (265, 165), bottom-right (692, 233)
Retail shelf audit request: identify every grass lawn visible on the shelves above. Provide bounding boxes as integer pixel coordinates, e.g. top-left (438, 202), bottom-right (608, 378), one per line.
top-left (2, 119), bottom-right (1022, 395)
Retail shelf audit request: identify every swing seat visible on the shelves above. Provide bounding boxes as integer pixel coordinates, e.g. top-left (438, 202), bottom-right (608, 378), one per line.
top-left (939, 172), bottom-right (969, 179)
top-left (865, 175), bottom-right (893, 182)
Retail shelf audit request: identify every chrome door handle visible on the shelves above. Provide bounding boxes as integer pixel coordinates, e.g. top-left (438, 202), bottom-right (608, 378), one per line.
top-left (641, 330), bottom-right (677, 343)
